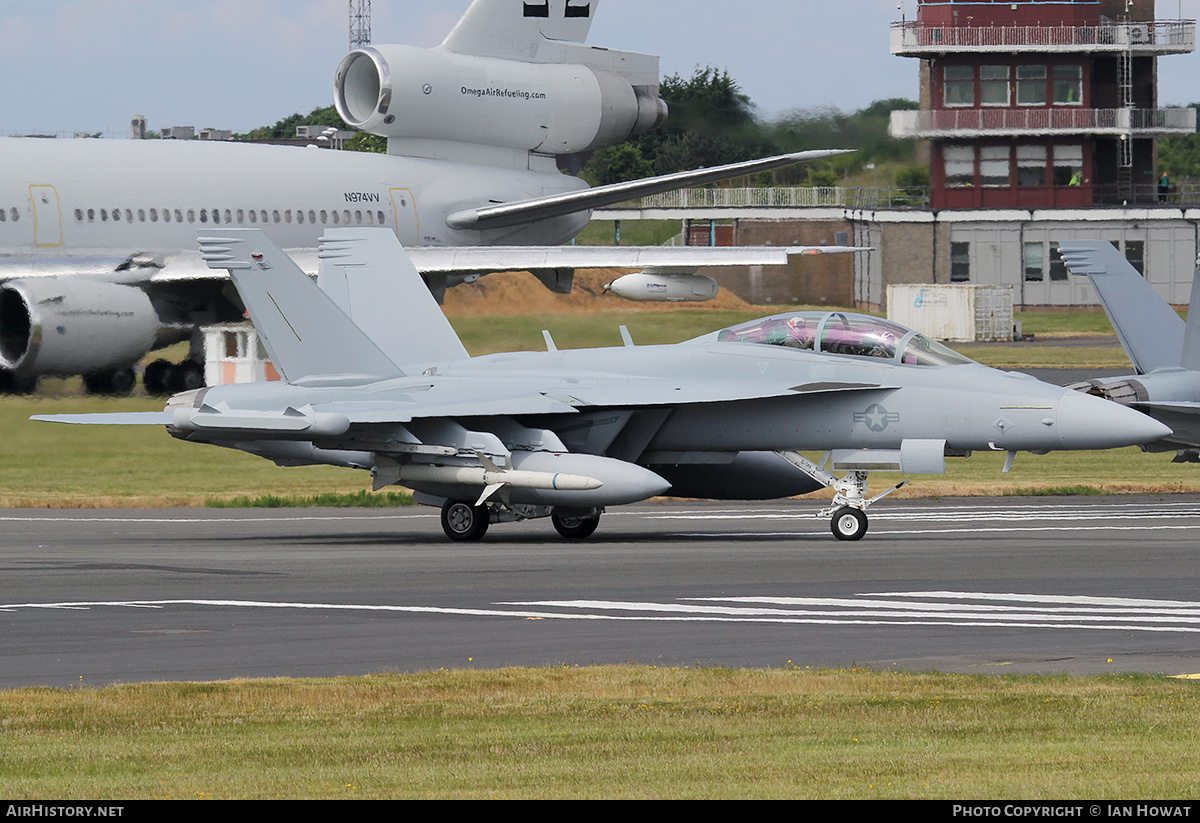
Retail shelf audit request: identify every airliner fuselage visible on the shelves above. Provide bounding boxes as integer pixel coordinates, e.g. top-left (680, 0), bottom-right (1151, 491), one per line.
top-left (0, 138), bottom-right (588, 255)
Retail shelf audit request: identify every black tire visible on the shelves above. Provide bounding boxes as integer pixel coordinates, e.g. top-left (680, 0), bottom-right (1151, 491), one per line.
top-left (171, 360), bottom-right (205, 393)
top-left (831, 506), bottom-right (868, 542)
top-left (84, 368), bottom-right (136, 396)
top-left (441, 500), bottom-right (489, 542)
top-left (551, 512), bottom-right (600, 540)
top-left (143, 359), bottom-right (174, 395)
top-left (83, 371), bottom-right (110, 395)
top-left (109, 367), bottom-right (136, 396)
top-left (0, 370), bottom-right (36, 395)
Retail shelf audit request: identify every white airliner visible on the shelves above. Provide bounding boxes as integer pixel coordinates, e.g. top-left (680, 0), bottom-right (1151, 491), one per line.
top-left (0, 0), bottom-right (848, 394)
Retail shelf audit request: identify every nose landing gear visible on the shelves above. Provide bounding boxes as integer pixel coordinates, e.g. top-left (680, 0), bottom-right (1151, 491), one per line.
top-left (774, 452), bottom-right (908, 542)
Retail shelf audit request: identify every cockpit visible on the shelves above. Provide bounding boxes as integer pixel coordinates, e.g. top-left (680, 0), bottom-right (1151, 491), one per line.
top-left (710, 311), bottom-right (976, 367)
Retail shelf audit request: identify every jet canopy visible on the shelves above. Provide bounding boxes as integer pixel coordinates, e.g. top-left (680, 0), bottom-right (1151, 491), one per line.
top-left (711, 311), bottom-right (976, 367)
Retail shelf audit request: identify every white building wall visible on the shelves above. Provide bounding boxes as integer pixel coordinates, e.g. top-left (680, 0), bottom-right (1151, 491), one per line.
top-left (597, 204), bottom-right (1200, 310)
top-left (850, 209), bottom-right (1200, 309)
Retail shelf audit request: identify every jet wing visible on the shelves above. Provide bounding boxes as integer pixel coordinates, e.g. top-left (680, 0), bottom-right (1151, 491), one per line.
top-left (1133, 400), bottom-right (1200, 414)
top-left (32, 376), bottom-right (895, 435)
top-left (0, 253), bottom-right (141, 278)
top-left (405, 244), bottom-right (866, 275)
top-left (532, 378), bottom-right (894, 409)
top-left (31, 412), bottom-right (173, 426)
top-left (445, 150), bottom-right (854, 230)
top-left (1058, 240), bottom-right (1185, 374)
top-left (144, 243), bottom-right (865, 300)
top-left (0, 249), bottom-right (323, 285)
top-left (313, 376), bottom-right (894, 422)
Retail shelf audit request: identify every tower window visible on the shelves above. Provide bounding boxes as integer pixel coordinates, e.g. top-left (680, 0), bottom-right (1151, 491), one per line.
top-left (1053, 65), bottom-right (1082, 105)
top-left (944, 65), bottom-right (974, 107)
top-left (980, 146), bottom-right (1010, 187)
top-left (944, 145), bottom-right (974, 187)
top-left (1017, 145), bottom-right (1048, 187)
top-left (980, 66), bottom-right (1010, 106)
top-left (1017, 66), bottom-right (1047, 106)
top-left (1052, 145), bottom-right (1083, 186)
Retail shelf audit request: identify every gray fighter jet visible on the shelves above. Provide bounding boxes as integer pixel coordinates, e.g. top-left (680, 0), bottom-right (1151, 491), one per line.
top-left (34, 230), bottom-right (1170, 541)
top-left (1059, 240), bottom-right (1200, 460)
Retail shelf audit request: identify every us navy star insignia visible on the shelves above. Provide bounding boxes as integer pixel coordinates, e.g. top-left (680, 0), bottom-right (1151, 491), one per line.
top-left (854, 403), bottom-right (900, 432)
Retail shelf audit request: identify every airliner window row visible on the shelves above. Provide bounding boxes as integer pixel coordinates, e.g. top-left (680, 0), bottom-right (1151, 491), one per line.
top-left (0, 208), bottom-right (19, 222)
top-left (72, 207), bottom-right (389, 227)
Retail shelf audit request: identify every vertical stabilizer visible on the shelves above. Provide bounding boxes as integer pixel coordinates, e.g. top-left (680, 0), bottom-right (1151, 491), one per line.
top-left (1180, 254), bottom-right (1200, 371)
top-left (442, 0), bottom-right (598, 59)
top-left (1058, 240), bottom-right (1185, 374)
top-left (199, 230), bottom-right (405, 385)
top-left (317, 228), bottom-right (469, 367)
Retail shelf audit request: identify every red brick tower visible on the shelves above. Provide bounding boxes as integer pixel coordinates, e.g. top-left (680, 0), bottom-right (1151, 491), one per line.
top-left (890, 0), bottom-right (1195, 208)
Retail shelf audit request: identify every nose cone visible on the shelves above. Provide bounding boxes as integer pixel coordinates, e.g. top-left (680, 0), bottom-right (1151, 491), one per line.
top-left (1055, 390), bottom-right (1173, 450)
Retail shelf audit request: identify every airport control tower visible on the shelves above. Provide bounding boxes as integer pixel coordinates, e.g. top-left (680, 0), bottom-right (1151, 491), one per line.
top-left (889, 0), bottom-right (1196, 209)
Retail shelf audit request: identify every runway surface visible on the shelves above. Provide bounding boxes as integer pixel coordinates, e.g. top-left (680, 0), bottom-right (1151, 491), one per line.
top-left (2, 495), bottom-right (1200, 688)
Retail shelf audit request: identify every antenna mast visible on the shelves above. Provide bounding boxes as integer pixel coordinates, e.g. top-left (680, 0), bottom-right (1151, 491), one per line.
top-left (349, 0), bottom-right (371, 50)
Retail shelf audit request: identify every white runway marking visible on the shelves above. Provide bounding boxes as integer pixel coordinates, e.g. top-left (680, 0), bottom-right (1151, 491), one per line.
top-left (6, 591), bottom-right (1200, 633)
top-left (645, 500), bottom-right (1200, 536)
top-left (0, 514), bottom-right (433, 524)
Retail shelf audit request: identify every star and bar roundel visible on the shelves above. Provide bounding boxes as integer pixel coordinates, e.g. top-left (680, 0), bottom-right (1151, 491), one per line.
top-left (854, 404), bottom-right (901, 432)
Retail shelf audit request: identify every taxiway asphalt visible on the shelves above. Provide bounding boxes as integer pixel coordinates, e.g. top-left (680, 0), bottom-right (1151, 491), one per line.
top-left (2, 495), bottom-right (1199, 688)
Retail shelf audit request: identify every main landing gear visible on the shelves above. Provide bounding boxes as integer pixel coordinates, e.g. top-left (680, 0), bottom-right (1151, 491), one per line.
top-left (550, 511), bottom-right (601, 539)
top-left (83, 368), bottom-right (137, 396)
top-left (441, 500), bottom-right (490, 542)
top-left (439, 499), bottom-right (604, 543)
top-left (143, 359), bottom-right (205, 395)
top-left (774, 452), bottom-right (907, 542)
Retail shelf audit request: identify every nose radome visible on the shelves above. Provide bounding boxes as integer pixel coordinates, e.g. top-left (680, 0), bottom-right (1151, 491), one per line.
top-left (1055, 390), bottom-right (1173, 450)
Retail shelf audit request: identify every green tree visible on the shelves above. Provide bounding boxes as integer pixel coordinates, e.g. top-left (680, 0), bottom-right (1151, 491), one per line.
top-left (581, 144), bottom-right (654, 186)
top-left (895, 164), bottom-right (930, 188)
top-left (633, 66), bottom-right (777, 174)
top-left (238, 105), bottom-right (348, 141)
top-left (807, 167), bottom-right (840, 187)
top-left (346, 132), bottom-right (386, 153)
top-left (750, 98), bottom-right (920, 184)
top-left (1158, 104), bottom-right (1200, 181)
top-left (238, 105), bottom-right (389, 154)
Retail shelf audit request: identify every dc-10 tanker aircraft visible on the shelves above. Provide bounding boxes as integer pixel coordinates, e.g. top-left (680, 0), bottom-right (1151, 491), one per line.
top-left (33, 229), bottom-right (1172, 542)
top-left (1060, 240), bottom-right (1200, 460)
top-left (0, 0), bottom-right (851, 395)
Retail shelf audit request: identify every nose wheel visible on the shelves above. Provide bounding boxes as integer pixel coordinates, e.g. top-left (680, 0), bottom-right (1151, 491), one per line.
top-left (831, 506), bottom-right (868, 541)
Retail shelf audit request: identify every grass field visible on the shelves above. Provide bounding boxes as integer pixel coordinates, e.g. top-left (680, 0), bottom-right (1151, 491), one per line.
top-left (3, 667), bottom-right (1199, 799)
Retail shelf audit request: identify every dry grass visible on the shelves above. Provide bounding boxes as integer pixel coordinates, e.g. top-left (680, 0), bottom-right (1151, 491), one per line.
top-left (3, 666), bottom-right (1199, 799)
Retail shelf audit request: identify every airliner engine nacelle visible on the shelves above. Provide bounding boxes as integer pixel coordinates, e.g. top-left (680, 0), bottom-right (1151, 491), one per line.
top-left (334, 45), bottom-right (667, 155)
top-left (0, 278), bottom-right (161, 377)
